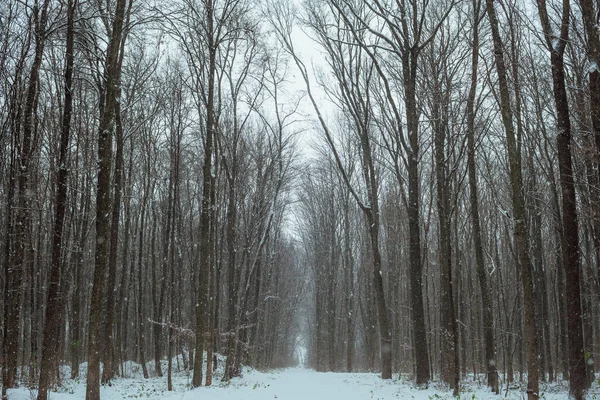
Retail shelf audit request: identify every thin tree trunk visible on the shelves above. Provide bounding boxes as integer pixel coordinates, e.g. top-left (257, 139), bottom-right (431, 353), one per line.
top-left (71, 172), bottom-right (91, 379)
top-left (101, 88), bottom-right (125, 385)
top-left (115, 153), bottom-right (133, 373)
top-left (192, 0), bottom-right (217, 387)
top-left (168, 114), bottom-right (182, 390)
top-left (431, 52), bottom-right (459, 394)
top-left (466, 0), bottom-right (498, 391)
top-left (2, 2), bottom-right (51, 396)
top-left (223, 170), bottom-right (238, 381)
top-left (1, 146), bottom-right (16, 397)
top-left (485, 1), bottom-right (539, 397)
top-left (205, 213), bottom-right (216, 386)
top-left (327, 216), bottom-right (337, 372)
top-left (344, 194), bottom-right (354, 372)
top-left (150, 207), bottom-right (161, 376)
top-left (37, 0), bottom-right (76, 397)
top-left (136, 173), bottom-right (151, 379)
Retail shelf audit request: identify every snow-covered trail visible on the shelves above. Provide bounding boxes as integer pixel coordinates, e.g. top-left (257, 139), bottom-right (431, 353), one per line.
top-left (200, 368), bottom-right (401, 400)
top-left (5, 366), bottom-right (591, 399)
top-left (200, 368), bottom-right (575, 400)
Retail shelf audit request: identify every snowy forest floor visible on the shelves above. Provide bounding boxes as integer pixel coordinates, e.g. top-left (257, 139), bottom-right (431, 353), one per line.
top-left (3, 358), bottom-right (600, 400)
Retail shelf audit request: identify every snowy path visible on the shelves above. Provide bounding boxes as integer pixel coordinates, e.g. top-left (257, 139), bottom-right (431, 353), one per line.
top-left (6, 367), bottom-right (591, 399)
top-left (202, 368), bottom-right (405, 400)
top-left (199, 368), bottom-right (576, 400)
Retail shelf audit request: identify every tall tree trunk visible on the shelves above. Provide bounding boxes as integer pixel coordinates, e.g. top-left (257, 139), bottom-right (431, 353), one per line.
top-left (86, 0), bottom-right (128, 397)
top-left (150, 207), bottom-right (161, 376)
top-left (529, 160), bottom-right (547, 382)
top-left (2, 2), bottom-right (50, 396)
top-left (485, 1), bottom-right (539, 397)
top-left (136, 171), bottom-right (151, 379)
top-left (553, 49), bottom-right (587, 398)
top-left (405, 54), bottom-right (431, 386)
top-left (536, 0), bottom-right (586, 397)
top-left (223, 166), bottom-right (238, 381)
top-left (154, 158), bottom-right (175, 378)
top-left (366, 210), bottom-right (392, 379)
top-left (466, 0), bottom-right (498, 391)
top-left (168, 115), bottom-right (182, 390)
top-left (167, 207), bottom-right (177, 391)
top-left (71, 172), bottom-right (91, 379)
top-left (542, 124), bottom-right (569, 380)
top-left (431, 52), bottom-right (459, 395)
top-left (205, 207), bottom-right (216, 386)
top-left (344, 194), bottom-right (354, 372)
top-left (578, 0), bottom-right (600, 247)
top-left (192, 0), bottom-right (217, 387)
top-left (577, 0), bottom-right (600, 374)
top-left (115, 154), bottom-right (133, 373)
top-left (101, 89), bottom-right (125, 385)
top-left (1, 145), bottom-right (16, 398)
top-left (37, 0), bottom-right (77, 398)
top-left (326, 217), bottom-right (337, 372)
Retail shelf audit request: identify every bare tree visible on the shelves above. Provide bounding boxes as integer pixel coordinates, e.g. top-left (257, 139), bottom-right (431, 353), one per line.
top-left (38, 0), bottom-right (78, 398)
top-left (270, 0), bottom-right (395, 378)
top-left (2, 1), bottom-right (52, 396)
top-left (466, 0), bottom-right (498, 392)
top-left (485, 0), bottom-right (539, 397)
top-left (536, 0), bottom-right (586, 397)
top-left (86, 0), bottom-right (131, 398)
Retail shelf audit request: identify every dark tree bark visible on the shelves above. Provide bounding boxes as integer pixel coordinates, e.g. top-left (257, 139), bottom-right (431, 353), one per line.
top-left (536, 0), bottom-right (586, 397)
top-left (343, 192), bottom-right (355, 373)
top-left (167, 88), bottom-right (183, 390)
top-left (205, 178), bottom-right (216, 386)
top-left (427, 36), bottom-right (459, 394)
top-left (37, 0), bottom-right (77, 398)
top-left (153, 197), bottom-right (168, 377)
top-left (466, 0), bottom-right (498, 392)
top-left (404, 53), bottom-right (431, 387)
top-left (534, 73), bottom-right (570, 380)
top-left (150, 206), bottom-right (161, 376)
top-left (531, 188), bottom-right (555, 383)
top-left (578, 0), bottom-right (600, 331)
top-left (2, 1), bottom-right (51, 396)
top-left (485, 1), bottom-right (539, 397)
top-left (136, 144), bottom-right (152, 379)
top-left (86, 0), bottom-right (129, 398)
top-left (70, 169), bottom-right (92, 380)
top-left (192, 0), bottom-right (217, 386)
top-left (115, 151), bottom-right (133, 372)
top-left (223, 169), bottom-right (239, 381)
top-left (101, 86), bottom-right (125, 385)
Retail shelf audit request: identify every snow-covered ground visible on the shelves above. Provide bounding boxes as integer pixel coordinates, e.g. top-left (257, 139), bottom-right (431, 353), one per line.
top-left (4, 361), bottom-right (599, 399)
